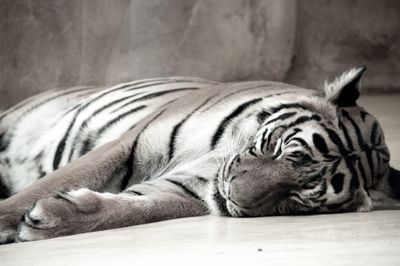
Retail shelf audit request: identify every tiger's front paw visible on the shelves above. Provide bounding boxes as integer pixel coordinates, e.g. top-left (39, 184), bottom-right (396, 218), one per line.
top-left (0, 213), bottom-right (19, 244)
top-left (16, 189), bottom-right (101, 242)
top-left (0, 204), bottom-right (25, 244)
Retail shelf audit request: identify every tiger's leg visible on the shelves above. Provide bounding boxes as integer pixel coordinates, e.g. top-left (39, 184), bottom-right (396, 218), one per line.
top-left (0, 107), bottom-right (172, 244)
top-left (16, 179), bottom-right (209, 242)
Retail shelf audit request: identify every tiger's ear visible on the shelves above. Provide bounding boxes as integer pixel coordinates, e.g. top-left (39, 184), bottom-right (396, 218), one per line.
top-left (324, 66), bottom-right (367, 107)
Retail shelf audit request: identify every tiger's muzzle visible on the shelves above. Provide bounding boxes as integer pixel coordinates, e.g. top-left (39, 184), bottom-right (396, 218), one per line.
top-left (221, 151), bottom-right (296, 216)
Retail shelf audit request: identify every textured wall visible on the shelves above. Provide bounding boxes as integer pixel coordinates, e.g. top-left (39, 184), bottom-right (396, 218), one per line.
top-left (0, 0), bottom-right (399, 109)
top-left (0, 0), bottom-right (83, 106)
top-left (286, 0), bottom-right (400, 91)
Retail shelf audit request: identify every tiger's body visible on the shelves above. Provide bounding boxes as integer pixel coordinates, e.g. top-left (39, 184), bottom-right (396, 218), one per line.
top-left (0, 67), bottom-right (399, 243)
top-left (0, 78), bottom-right (217, 195)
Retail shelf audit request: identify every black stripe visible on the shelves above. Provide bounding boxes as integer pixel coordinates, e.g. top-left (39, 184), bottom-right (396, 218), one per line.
top-left (388, 167), bottom-right (400, 199)
top-left (212, 179), bottom-right (229, 215)
top-left (203, 88), bottom-right (294, 113)
top-left (53, 191), bottom-right (74, 204)
top-left (256, 110), bottom-right (271, 124)
top-left (342, 110), bottom-right (374, 181)
top-left (357, 157), bottom-right (369, 189)
top-left (339, 120), bottom-right (354, 150)
top-left (286, 158), bottom-right (298, 164)
top-left (125, 79), bottom-right (212, 92)
top-left (211, 98), bottom-right (262, 149)
top-left (325, 128), bottom-right (348, 154)
top-left (248, 147), bottom-right (258, 157)
top-left (57, 104), bottom-right (81, 120)
top-left (0, 177), bottom-right (10, 199)
top-left (360, 110), bottom-right (368, 122)
top-left (331, 173), bottom-right (345, 194)
top-left (259, 128), bottom-right (270, 154)
top-left (288, 151), bottom-right (315, 165)
top-left (113, 87), bottom-right (198, 113)
top-left (79, 139), bottom-right (93, 157)
top-left (290, 137), bottom-right (313, 154)
top-left (128, 123), bottom-right (137, 131)
top-left (77, 105), bottom-right (146, 157)
top-left (53, 116), bottom-right (76, 170)
top-left (195, 176), bottom-right (209, 183)
top-left (270, 103), bottom-right (308, 114)
top-left (283, 128), bottom-right (302, 143)
top-left (164, 179), bottom-right (204, 203)
top-left (312, 133), bottom-right (329, 154)
top-left (120, 109), bottom-right (168, 191)
top-left (349, 168), bottom-right (360, 190)
top-left (341, 110), bottom-right (364, 148)
top-left (374, 151), bottom-right (382, 183)
top-left (285, 114), bottom-right (321, 129)
top-left (370, 121), bottom-right (379, 145)
top-left (329, 158), bottom-right (342, 175)
top-left (0, 132), bottom-right (10, 152)
top-left (168, 96), bottom-right (214, 161)
top-left (124, 190), bottom-right (144, 196)
top-left (263, 112), bottom-right (297, 126)
top-left (316, 180), bottom-right (328, 199)
top-left (202, 85), bottom-right (272, 113)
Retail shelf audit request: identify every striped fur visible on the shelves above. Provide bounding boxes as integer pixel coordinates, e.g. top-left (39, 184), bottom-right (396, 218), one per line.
top-left (0, 67), bottom-right (398, 242)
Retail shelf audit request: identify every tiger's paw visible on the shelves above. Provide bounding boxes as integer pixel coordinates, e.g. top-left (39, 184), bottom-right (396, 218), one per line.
top-left (0, 215), bottom-right (18, 244)
top-left (16, 189), bottom-right (102, 242)
top-left (0, 204), bottom-right (24, 244)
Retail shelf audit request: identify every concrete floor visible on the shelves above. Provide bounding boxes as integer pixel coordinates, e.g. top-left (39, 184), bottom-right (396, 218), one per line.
top-left (1, 94), bottom-right (399, 266)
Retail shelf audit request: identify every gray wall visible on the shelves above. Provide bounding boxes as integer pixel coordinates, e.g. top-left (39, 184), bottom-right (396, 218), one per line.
top-left (287, 0), bottom-right (400, 92)
top-left (1, 0), bottom-right (399, 108)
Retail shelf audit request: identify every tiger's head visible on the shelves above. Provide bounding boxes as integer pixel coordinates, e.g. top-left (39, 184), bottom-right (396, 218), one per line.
top-left (218, 66), bottom-right (400, 216)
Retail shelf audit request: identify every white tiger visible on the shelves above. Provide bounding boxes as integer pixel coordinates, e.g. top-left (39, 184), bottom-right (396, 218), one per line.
top-left (0, 66), bottom-right (398, 243)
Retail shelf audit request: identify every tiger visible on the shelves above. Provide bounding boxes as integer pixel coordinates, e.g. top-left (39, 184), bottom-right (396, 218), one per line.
top-left (0, 66), bottom-right (399, 244)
